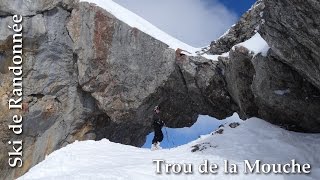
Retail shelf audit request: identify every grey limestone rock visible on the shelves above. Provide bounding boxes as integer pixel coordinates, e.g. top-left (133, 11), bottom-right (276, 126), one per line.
top-left (259, 0), bottom-right (320, 90)
top-left (251, 51), bottom-right (320, 132)
top-left (0, 0), bottom-right (78, 16)
top-left (219, 46), bottom-right (258, 119)
top-left (219, 45), bottom-right (320, 132)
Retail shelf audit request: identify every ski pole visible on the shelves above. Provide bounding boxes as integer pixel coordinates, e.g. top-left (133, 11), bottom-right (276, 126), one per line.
top-left (164, 127), bottom-right (175, 147)
top-left (164, 127), bottom-right (171, 150)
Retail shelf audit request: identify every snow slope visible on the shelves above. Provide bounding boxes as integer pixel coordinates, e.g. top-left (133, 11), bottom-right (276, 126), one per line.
top-left (19, 115), bottom-right (320, 180)
top-left (233, 33), bottom-right (270, 56)
top-left (202, 32), bottom-right (269, 60)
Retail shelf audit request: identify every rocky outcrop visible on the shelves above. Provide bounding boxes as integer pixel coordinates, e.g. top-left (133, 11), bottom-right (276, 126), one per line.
top-left (65, 2), bottom-right (237, 145)
top-left (0, 2), bottom-right (94, 179)
top-left (259, 0), bottom-right (320, 90)
top-left (220, 46), bottom-right (320, 132)
top-left (227, 0), bottom-right (320, 132)
top-left (209, 0), bottom-right (264, 54)
top-left (0, 0), bottom-right (77, 16)
top-left (209, 0), bottom-right (320, 132)
top-left (219, 46), bottom-right (257, 119)
top-left (251, 51), bottom-right (320, 132)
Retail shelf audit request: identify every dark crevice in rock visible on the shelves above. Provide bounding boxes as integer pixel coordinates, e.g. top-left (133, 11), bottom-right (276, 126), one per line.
top-left (176, 64), bottom-right (190, 93)
top-left (75, 86), bottom-right (146, 146)
top-left (91, 114), bottom-right (149, 147)
top-left (65, 15), bottom-right (75, 43)
top-left (29, 93), bottom-right (45, 99)
top-left (54, 96), bottom-right (62, 104)
top-left (0, 36), bottom-right (13, 74)
top-left (72, 52), bottom-right (79, 77)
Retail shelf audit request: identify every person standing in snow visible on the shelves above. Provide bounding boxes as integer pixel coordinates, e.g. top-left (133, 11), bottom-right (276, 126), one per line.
top-left (151, 106), bottom-right (165, 150)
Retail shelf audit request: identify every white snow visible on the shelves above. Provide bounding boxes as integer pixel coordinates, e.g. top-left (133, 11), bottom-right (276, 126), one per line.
top-left (233, 33), bottom-right (270, 57)
top-left (216, 24), bottom-right (234, 40)
top-left (260, 11), bottom-right (264, 18)
top-left (202, 52), bottom-right (229, 61)
top-left (19, 114), bottom-right (320, 180)
top-left (274, 89), bottom-right (291, 96)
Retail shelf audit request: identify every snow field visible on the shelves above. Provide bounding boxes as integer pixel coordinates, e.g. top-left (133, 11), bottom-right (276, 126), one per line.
top-left (19, 114), bottom-right (320, 180)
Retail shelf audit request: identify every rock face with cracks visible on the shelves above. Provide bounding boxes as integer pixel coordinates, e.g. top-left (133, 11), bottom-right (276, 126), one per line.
top-left (220, 47), bottom-right (320, 132)
top-left (0, 0), bottom-right (320, 179)
top-left (259, 0), bottom-right (320, 90)
top-left (209, 0), bottom-right (320, 132)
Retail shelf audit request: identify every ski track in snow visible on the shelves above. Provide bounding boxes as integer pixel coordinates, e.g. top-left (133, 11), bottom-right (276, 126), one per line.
top-left (19, 115), bottom-right (320, 180)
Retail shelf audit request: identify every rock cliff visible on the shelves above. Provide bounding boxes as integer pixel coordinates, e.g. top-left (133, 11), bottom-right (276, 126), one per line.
top-left (0, 0), bottom-right (319, 179)
top-left (213, 0), bottom-right (320, 132)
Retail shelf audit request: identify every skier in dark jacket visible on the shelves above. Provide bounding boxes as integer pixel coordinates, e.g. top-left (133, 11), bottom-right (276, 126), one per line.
top-left (151, 105), bottom-right (165, 150)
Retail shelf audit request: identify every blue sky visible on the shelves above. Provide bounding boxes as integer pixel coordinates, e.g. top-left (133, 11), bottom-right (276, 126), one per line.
top-left (115, 0), bottom-right (257, 47)
top-left (203, 0), bottom-right (257, 17)
top-left (143, 115), bottom-right (225, 149)
top-left (142, 113), bottom-right (241, 149)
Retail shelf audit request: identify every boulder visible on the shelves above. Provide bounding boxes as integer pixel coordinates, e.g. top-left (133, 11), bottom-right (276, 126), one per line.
top-left (259, 0), bottom-right (320, 90)
top-left (251, 51), bottom-right (320, 132)
top-left (219, 45), bottom-right (320, 132)
top-left (219, 46), bottom-right (258, 119)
